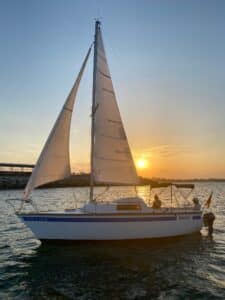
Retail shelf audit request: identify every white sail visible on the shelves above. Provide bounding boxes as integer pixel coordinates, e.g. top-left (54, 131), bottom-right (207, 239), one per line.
top-left (92, 25), bottom-right (139, 185)
top-left (24, 47), bottom-right (92, 199)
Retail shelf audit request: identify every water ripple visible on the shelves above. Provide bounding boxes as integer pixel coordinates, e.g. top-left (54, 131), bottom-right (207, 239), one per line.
top-left (0, 183), bottom-right (224, 299)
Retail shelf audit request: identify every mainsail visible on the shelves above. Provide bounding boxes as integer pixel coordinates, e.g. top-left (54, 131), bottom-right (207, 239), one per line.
top-left (24, 47), bottom-right (92, 199)
top-left (92, 22), bottom-right (139, 185)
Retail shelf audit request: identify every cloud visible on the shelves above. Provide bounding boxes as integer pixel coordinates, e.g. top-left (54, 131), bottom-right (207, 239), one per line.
top-left (134, 144), bottom-right (193, 159)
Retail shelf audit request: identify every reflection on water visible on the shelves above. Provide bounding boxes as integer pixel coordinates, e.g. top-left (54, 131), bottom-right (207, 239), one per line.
top-left (0, 182), bottom-right (225, 299)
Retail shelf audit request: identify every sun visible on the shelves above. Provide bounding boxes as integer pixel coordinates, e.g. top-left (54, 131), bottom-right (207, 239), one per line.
top-left (136, 158), bottom-right (148, 170)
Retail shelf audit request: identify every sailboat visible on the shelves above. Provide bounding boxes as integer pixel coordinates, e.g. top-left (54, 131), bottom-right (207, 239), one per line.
top-left (17, 21), bottom-right (203, 240)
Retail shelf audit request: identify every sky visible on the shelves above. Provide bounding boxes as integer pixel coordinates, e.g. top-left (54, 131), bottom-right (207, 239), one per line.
top-left (0, 0), bottom-right (225, 179)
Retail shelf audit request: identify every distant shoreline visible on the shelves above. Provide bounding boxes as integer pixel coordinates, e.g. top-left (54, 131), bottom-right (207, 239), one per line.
top-left (0, 171), bottom-right (224, 190)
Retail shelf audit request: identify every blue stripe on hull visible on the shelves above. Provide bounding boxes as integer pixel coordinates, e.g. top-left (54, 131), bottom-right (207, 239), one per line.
top-left (21, 215), bottom-right (201, 223)
top-left (192, 215), bottom-right (201, 220)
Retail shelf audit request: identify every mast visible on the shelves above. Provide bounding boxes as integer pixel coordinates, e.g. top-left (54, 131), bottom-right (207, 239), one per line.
top-left (90, 20), bottom-right (100, 202)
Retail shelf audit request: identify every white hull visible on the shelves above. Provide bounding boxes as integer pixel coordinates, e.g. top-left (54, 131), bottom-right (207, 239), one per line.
top-left (18, 211), bottom-right (202, 241)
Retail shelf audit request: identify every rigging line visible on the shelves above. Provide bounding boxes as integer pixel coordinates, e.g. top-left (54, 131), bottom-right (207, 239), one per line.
top-left (5, 198), bottom-right (18, 214)
top-left (174, 191), bottom-right (180, 208)
top-left (148, 185), bottom-right (151, 206)
top-left (94, 186), bottom-right (110, 202)
top-left (176, 187), bottom-right (193, 205)
top-left (72, 189), bottom-right (78, 209)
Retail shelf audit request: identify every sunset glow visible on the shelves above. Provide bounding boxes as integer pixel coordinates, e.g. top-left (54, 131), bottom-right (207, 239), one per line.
top-left (136, 158), bottom-right (149, 170)
top-left (0, 1), bottom-right (225, 180)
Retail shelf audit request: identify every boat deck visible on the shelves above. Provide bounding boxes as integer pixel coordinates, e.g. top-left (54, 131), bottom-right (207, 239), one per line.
top-left (19, 207), bottom-right (201, 216)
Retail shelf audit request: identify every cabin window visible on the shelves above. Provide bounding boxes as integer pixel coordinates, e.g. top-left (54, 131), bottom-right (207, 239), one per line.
top-left (116, 204), bottom-right (140, 210)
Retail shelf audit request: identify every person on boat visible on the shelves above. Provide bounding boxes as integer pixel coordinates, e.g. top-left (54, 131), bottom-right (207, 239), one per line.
top-left (152, 194), bottom-right (162, 209)
top-left (193, 197), bottom-right (201, 210)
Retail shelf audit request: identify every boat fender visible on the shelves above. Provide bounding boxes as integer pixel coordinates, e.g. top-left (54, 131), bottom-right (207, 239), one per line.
top-left (203, 212), bottom-right (215, 235)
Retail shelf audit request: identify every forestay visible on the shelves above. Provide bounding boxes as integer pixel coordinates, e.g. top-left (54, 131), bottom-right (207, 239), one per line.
top-left (24, 47), bottom-right (92, 199)
top-left (92, 25), bottom-right (139, 185)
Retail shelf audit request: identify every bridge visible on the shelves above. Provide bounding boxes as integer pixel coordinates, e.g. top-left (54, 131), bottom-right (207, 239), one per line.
top-left (0, 163), bottom-right (34, 189)
top-left (0, 163), bottom-right (34, 173)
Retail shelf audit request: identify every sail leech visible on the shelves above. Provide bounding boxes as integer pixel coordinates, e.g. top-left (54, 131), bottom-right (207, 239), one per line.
top-left (24, 46), bottom-right (92, 199)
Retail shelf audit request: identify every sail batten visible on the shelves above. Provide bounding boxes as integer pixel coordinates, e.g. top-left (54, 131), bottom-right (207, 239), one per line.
top-left (24, 46), bottom-right (92, 199)
top-left (92, 23), bottom-right (139, 185)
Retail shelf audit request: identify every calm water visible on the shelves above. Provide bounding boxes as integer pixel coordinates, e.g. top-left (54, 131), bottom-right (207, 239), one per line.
top-left (0, 183), bottom-right (224, 299)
